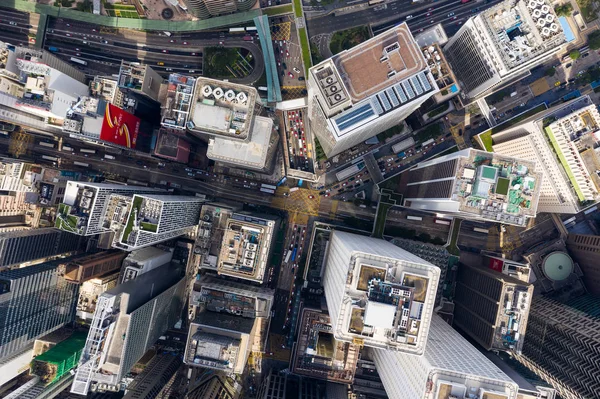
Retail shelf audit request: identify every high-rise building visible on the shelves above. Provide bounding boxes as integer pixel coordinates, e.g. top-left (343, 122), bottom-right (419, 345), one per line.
top-left (186, 77), bottom-right (278, 172)
top-left (122, 353), bottom-right (181, 399)
top-left (400, 148), bottom-right (542, 226)
top-left (566, 233), bottom-right (600, 295)
top-left (70, 262), bottom-right (186, 395)
top-left (372, 315), bottom-right (520, 399)
top-left (0, 260), bottom-right (79, 362)
top-left (0, 228), bottom-right (81, 269)
top-left (256, 369), bottom-right (287, 399)
top-left (322, 230), bottom-right (440, 354)
top-left (120, 246), bottom-right (173, 283)
top-left (516, 295), bottom-right (600, 399)
top-left (118, 61), bottom-right (163, 102)
top-left (490, 96), bottom-right (600, 213)
top-left (114, 194), bottom-right (203, 251)
top-left (55, 182), bottom-right (162, 236)
top-left (0, 158), bottom-right (42, 192)
top-left (61, 249), bottom-right (127, 284)
top-left (186, 369), bottom-right (240, 399)
top-left (453, 257), bottom-right (533, 353)
top-left (444, 0), bottom-right (566, 99)
top-left (182, 0), bottom-right (256, 19)
top-left (307, 24), bottom-right (439, 157)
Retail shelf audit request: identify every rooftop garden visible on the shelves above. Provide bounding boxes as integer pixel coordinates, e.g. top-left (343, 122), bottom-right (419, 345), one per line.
top-left (55, 204), bottom-right (81, 232)
top-left (121, 196), bottom-right (142, 244)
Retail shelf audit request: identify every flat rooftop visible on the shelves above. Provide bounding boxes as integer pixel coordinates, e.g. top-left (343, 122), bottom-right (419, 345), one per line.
top-left (292, 308), bottom-right (359, 383)
top-left (217, 213), bottom-right (275, 283)
top-left (435, 380), bottom-right (510, 399)
top-left (333, 24), bottom-right (426, 102)
top-left (188, 77), bottom-right (258, 140)
top-left (206, 116), bottom-right (274, 170)
top-left (161, 74), bottom-right (196, 130)
top-left (481, 0), bottom-right (565, 70)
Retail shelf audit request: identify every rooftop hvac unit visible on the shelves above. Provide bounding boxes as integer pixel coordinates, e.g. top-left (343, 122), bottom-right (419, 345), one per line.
top-left (224, 90), bottom-right (235, 102)
top-left (202, 85), bottom-right (213, 97)
top-left (550, 23), bottom-right (559, 31)
top-left (546, 13), bottom-right (554, 22)
top-left (213, 87), bottom-right (224, 100)
top-left (236, 92), bottom-right (248, 103)
top-left (541, 27), bottom-right (550, 36)
top-left (334, 94), bottom-right (342, 101)
top-left (537, 18), bottom-right (546, 27)
top-left (541, 4), bottom-right (550, 13)
top-left (330, 85), bottom-right (338, 92)
top-left (532, 9), bottom-right (542, 18)
top-left (527, 0), bottom-right (536, 8)
top-left (325, 77), bottom-right (334, 85)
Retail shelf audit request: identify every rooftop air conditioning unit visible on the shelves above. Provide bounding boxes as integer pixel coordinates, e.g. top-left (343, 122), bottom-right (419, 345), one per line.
top-left (334, 94), bottom-right (342, 101)
top-left (325, 77), bottom-right (334, 85)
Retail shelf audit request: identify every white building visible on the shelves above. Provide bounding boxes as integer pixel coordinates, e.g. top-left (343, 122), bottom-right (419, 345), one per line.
top-left (444, 0), bottom-right (566, 99)
top-left (323, 230), bottom-right (440, 354)
top-left (372, 315), bottom-right (519, 399)
top-left (70, 262), bottom-right (186, 396)
top-left (0, 158), bottom-right (41, 192)
top-left (55, 182), bottom-right (162, 236)
top-left (115, 194), bottom-right (203, 251)
top-left (401, 148), bottom-right (543, 226)
top-left (490, 96), bottom-right (599, 213)
top-left (120, 246), bottom-right (174, 283)
top-left (307, 24), bottom-right (439, 157)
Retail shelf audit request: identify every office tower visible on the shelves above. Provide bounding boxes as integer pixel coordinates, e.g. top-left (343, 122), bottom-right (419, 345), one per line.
top-left (256, 369), bottom-right (287, 399)
top-left (453, 258), bottom-right (533, 352)
top-left (516, 295), bottom-right (600, 399)
top-left (444, 0), bottom-right (566, 99)
top-left (491, 96), bottom-right (600, 213)
top-left (566, 233), bottom-right (600, 295)
top-left (372, 315), bottom-right (519, 399)
top-left (118, 61), bottom-right (163, 102)
top-left (114, 194), bottom-right (203, 251)
top-left (120, 246), bottom-right (173, 283)
top-left (400, 148), bottom-right (542, 226)
top-left (185, 276), bottom-right (274, 375)
top-left (186, 369), bottom-right (240, 399)
top-left (76, 272), bottom-right (120, 321)
top-left (161, 73), bottom-right (196, 131)
top-left (182, 0), bottom-right (256, 19)
top-left (291, 308), bottom-right (359, 383)
top-left (196, 205), bottom-right (278, 285)
top-left (55, 182), bottom-right (162, 236)
top-left (322, 230), bottom-right (440, 354)
top-left (307, 24), bottom-right (439, 157)
top-left (62, 250), bottom-right (127, 284)
top-left (0, 260), bottom-right (79, 362)
top-left (0, 158), bottom-right (42, 192)
top-left (70, 262), bottom-right (186, 395)
top-left (0, 228), bottom-right (81, 269)
top-left (186, 77), bottom-right (278, 172)
top-left (122, 353), bottom-right (181, 399)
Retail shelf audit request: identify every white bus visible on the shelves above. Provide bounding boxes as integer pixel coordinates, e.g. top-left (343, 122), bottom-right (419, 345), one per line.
top-left (39, 141), bottom-right (55, 148)
top-left (104, 154), bottom-right (116, 160)
top-left (284, 250), bottom-right (292, 263)
top-left (434, 218), bottom-right (451, 226)
top-left (80, 148), bottom-right (96, 154)
top-left (62, 145), bottom-right (73, 151)
top-left (261, 183), bottom-right (277, 190)
top-left (73, 161), bottom-right (90, 167)
top-left (70, 57), bottom-right (88, 66)
top-left (229, 27), bottom-right (245, 33)
top-left (421, 138), bottom-right (435, 147)
top-left (246, 26), bottom-right (257, 32)
top-left (407, 215), bottom-right (423, 221)
top-left (392, 137), bottom-right (415, 154)
top-left (41, 155), bottom-right (58, 162)
top-left (260, 188), bottom-right (275, 194)
top-left (473, 227), bottom-right (489, 234)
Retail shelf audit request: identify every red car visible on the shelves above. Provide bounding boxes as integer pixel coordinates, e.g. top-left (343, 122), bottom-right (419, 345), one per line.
top-left (289, 72), bottom-right (294, 78)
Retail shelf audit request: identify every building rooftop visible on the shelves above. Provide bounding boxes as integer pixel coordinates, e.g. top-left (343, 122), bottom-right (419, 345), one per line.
top-left (206, 115), bottom-right (274, 170)
top-left (435, 380), bottom-right (510, 399)
top-left (481, 0), bottom-right (565, 70)
top-left (332, 24), bottom-right (426, 102)
top-left (216, 213), bottom-right (276, 284)
top-left (187, 77), bottom-right (258, 141)
top-left (405, 149), bottom-right (542, 226)
top-left (292, 308), bottom-right (359, 383)
top-left (161, 74), bottom-right (196, 130)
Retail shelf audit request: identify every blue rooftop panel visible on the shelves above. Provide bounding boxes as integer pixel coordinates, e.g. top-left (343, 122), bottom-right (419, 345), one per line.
top-left (378, 94), bottom-right (391, 111)
top-left (371, 97), bottom-right (384, 114)
top-left (411, 77), bottom-right (423, 95)
top-left (402, 81), bottom-right (415, 99)
top-left (394, 85), bottom-right (408, 103)
top-left (418, 73), bottom-right (432, 92)
top-left (386, 89), bottom-right (400, 107)
top-left (334, 103), bottom-right (375, 132)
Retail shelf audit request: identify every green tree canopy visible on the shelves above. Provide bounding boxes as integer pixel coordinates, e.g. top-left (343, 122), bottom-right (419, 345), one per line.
top-left (589, 30), bottom-right (600, 50)
top-left (570, 49), bottom-right (581, 60)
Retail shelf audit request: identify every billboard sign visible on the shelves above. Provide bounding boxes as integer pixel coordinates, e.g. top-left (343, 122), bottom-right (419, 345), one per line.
top-left (489, 257), bottom-right (504, 273)
top-left (100, 103), bottom-right (140, 149)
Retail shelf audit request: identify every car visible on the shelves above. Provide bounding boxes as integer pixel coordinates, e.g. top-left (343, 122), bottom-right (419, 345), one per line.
top-left (428, 7), bottom-right (433, 10)
top-left (430, 20), bottom-right (435, 24)
top-left (406, 15), bottom-right (413, 19)
top-left (452, 16), bottom-right (457, 20)
top-left (298, 77), bottom-right (305, 81)
top-left (170, 39), bottom-right (175, 43)
top-left (293, 67), bottom-right (301, 73)
top-left (66, 33), bottom-right (71, 36)
top-left (582, 52), bottom-right (590, 58)
top-left (187, 172), bottom-right (194, 177)
top-left (520, 103), bottom-right (525, 107)
top-left (308, 195), bottom-right (315, 199)
top-left (325, 193), bottom-right (330, 197)
top-left (286, 50), bottom-right (289, 57)
top-left (102, 40), bottom-right (109, 44)
top-left (191, 52), bottom-right (197, 55)
top-left (427, 12), bottom-right (431, 16)
top-left (92, 28), bottom-right (97, 32)
top-left (189, 70), bottom-right (196, 73)
top-left (282, 62), bottom-right (287, 69)
top-left (342, 182), bottom-right (348, 186)
top-left (448, 12), bottom-right (454, 16)
top-left (8, 21), bottom-right (17, 26)
top-left (183, 41), bottom-right (189, 45)
top-left (565, 63), bottom-right (572, 68)
top-left (289, 72), bottom-right (294, 78)
top-left (162, 49), bottom-right (168, 53)
top-left (166, 68), bottom-right (173, 71)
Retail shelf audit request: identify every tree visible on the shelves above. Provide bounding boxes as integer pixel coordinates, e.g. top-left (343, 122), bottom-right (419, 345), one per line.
top-left (589, 30), bottom-right (600, 50)
top-left (554, 3), bottom-right (573, 16)
top-left (570, 49), bottom-right (581, 60)
top-left (545, 67), bottom-right (556, 77)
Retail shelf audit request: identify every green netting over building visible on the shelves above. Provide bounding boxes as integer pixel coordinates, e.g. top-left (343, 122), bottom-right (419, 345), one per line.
top-left (32, 332), bottom-right (87, 386)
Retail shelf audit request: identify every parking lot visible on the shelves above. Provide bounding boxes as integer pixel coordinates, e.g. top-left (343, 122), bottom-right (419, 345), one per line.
top-left (270, 15), bottom-right (306, 96)
top-left (284, 108), bottom-right (315, 174)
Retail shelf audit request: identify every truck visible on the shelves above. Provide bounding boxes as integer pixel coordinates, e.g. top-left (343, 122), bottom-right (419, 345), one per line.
top-left (70, 57), bottom-right (87, 66)
top-left (407, 215), bottom-right (423, 221)
top-left (47, 46), bottom-right (59, 52)
top-left (243, 35), bottom-right (253, 41)
top-left (397, 151), bottom-right (406, 158)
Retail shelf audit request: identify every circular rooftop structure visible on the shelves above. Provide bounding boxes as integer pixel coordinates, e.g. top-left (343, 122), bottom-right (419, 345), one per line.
top-left (542, 251), bottom-right (574, 281)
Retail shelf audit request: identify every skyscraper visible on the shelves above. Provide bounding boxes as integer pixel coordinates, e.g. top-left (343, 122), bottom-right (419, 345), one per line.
top-left (565, 233), bottom-right (600, 295)
top-left (372, 315), bottom-right (519, 399)
top-left (122, 353), bottom-right (181, 399)
top-left (182, 0), bottom-right (256, 19)
top-left (490, 96), bottom-right (600, 213)
top-left (0, 260), bottom-right (79, 362)
top-left (444, 0), bottom-right (565, 99)
top-left (70, 262), bottom-right (186, 395)
top-left (516, 295), bottom-right (600, 399)
top-left (453, 257), bottom-right (533, 352)
top-left (0, 228), bottom-right (81, 269)
top-left (400, 148), bottom-right (542, 227)
top-left (322, 230), bottom-right (440, 354)
top-left (55, 182), bottom-right (162, 236)
top-left (307, 24), bottom-right (439, 157)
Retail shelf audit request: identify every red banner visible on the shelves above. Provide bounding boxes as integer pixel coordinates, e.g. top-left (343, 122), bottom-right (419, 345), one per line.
top-left (489, 258), bottom-right (504, 272)
top-left (100, 103), bottom-right (140, 149)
